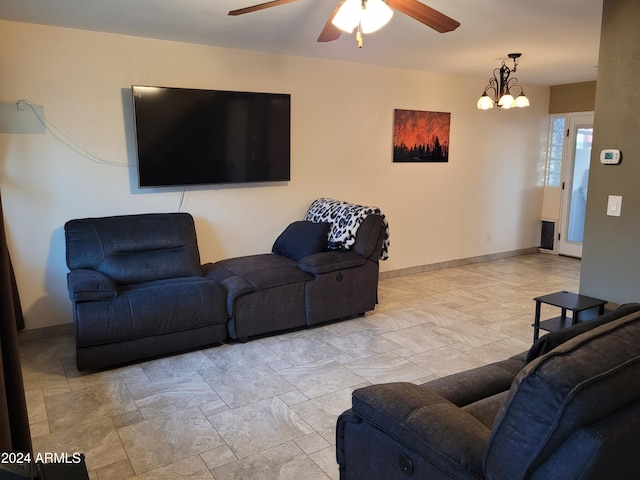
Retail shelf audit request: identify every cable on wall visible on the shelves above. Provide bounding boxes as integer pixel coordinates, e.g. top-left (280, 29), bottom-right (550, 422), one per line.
top-left (16, 99), bottom-right (133, 168)
top-left (178, 188), bottom-right (186, 212)
top-left (16, 98), bottom-right (189, 212)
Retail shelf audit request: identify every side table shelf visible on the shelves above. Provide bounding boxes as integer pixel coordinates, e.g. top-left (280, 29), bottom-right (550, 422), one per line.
top-left (532, 291), bottom-right (607, 342)
top-left (538, 316), bottom-right (578, 332)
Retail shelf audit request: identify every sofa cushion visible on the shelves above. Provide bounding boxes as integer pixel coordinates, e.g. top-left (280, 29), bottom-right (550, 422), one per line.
top-left (462, 390), bottom-right (511, 429)
top-left (74, 277), bottom-right (227, 347)
top-left (272, 221), bottom-right (330, 261)
top-left (350, 214), bottom-right (385, 259)
top-left (525, 302), bottom-right (640, 362)
top-left (484, 310), bottom-right (640, 480)
top-left (65, 213), bottom-right (203, 285)
top-left (206, 254), bottom-right (314, 314)
top-left (303, 198), bottom-right (390, 260)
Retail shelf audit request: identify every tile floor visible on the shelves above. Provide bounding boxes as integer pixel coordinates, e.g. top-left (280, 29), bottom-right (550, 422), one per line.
top-left (19, 253), bottom-right (581, 479)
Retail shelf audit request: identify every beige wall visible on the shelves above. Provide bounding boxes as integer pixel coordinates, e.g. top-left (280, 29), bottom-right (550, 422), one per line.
top-left (549, 81), bottom-right (597, 114)
top-left (0, 20), bottom-right (550, 329)
top-left (580, 0), bottom-right (640, 304)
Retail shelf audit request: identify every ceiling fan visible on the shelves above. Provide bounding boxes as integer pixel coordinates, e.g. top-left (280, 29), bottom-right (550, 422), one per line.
top-left (228, 0), bottom-right (460, 45)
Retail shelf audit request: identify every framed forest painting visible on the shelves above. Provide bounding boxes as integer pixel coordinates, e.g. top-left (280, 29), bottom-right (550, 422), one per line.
top-left (393, 109), bottom-right (450, 162)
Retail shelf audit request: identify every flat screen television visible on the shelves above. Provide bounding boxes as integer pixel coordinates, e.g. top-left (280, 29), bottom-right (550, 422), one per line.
top-left (131, 85), bottom-right (291, 187)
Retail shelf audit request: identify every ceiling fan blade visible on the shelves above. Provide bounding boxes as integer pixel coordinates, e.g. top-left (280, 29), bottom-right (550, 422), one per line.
top-left (387, 0), bottom-right (460, 33)
top-left (317, 3), bottom-right (343, 42)
top-left (229, 0), bottom-right (300, 16)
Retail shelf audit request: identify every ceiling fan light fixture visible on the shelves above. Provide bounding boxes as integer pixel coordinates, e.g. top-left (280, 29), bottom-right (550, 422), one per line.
top-left (332, 0), bottom-right (393, 34)
top-left (332, 0), bottom-right (362, 33)
top-left (360, 0), bottom-right (393, 34)
top-left (230, 0), bottom-right (460, 46)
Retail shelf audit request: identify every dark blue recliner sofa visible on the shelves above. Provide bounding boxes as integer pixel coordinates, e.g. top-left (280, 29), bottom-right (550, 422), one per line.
top-left (337, 303), bottom-right (640, 479)
top-left (204, 197), bottom-right (389, 341)
top-left (65, 212), bottom-right (228, 371)
top-left (65, 199), bottom-right (389, 370)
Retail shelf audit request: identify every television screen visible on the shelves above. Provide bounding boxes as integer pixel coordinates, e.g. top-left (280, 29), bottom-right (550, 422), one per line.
top-left (131, 85), bottom-right (291, 187)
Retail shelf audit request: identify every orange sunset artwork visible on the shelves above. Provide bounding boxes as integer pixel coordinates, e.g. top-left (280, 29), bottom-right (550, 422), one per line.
top-left (393, 109), bottom-right (450, 162)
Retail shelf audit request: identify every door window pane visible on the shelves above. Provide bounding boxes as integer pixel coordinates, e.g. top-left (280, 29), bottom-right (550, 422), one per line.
top-left (566, 127), bottom-right (592, 243)
top-left (546, 117), bottom-right (565, 187)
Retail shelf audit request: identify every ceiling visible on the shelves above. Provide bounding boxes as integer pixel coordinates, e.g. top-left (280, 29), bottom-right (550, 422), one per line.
top-left (0, 0), bottom-right (603, 86)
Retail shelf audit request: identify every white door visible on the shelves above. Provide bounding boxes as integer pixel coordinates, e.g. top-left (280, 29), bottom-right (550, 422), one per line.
top-left (558, 114), bottom-right (593, 257)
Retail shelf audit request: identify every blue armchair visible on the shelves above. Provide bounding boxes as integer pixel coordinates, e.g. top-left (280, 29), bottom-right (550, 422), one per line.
top-left (65, 212), bottom-right (227, 371)
top-left (337, 303), bottom-right (640, 479)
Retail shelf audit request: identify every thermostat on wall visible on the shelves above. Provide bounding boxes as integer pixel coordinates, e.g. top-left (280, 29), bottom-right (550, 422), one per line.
top-left (600, 149), bottom-right (621, 164)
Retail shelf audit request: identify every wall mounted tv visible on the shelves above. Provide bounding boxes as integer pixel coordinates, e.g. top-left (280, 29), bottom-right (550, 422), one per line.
top-left (131, 85), bottom-right (291, 187)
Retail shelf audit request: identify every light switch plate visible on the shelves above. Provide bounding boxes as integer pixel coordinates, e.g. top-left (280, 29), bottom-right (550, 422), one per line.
top-left (607, 195), bottom-right (622, 217)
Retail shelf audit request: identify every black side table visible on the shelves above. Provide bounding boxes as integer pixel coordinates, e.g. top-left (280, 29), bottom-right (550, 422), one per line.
top-left (532, 291), bottom-right (607, 342)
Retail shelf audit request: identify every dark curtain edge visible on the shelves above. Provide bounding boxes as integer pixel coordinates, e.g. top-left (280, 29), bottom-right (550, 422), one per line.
top-left (0, 191), bottom-right (32, 453)
top-left (10, 257), bottom-right (25, 331)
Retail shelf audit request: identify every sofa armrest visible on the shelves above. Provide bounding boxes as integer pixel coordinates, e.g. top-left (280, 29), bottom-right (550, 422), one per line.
top-left (297, 251), bottom-right (365, 274)
top-left (525, 302), bottom-right (640, 362)
top-left (425, 356), bottom-right (525, 407)
top-left (350, 382), bottom-right (490, 476)
top-left (67, 269), bottom-right (117, 302)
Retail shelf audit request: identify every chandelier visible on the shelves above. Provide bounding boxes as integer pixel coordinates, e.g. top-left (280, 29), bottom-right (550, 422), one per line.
top-left (477, 53), bottom-right (530, 110)
top-left (332, 0), bottom-right (394, 47)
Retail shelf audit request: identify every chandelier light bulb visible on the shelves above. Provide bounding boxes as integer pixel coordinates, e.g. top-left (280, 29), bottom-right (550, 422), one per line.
top-left (514, 93), bottom-right (530, 108)
top-left (498, 94), bottom-right (515, 109)
top-left (477, 94), bottom-right (494, 110)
